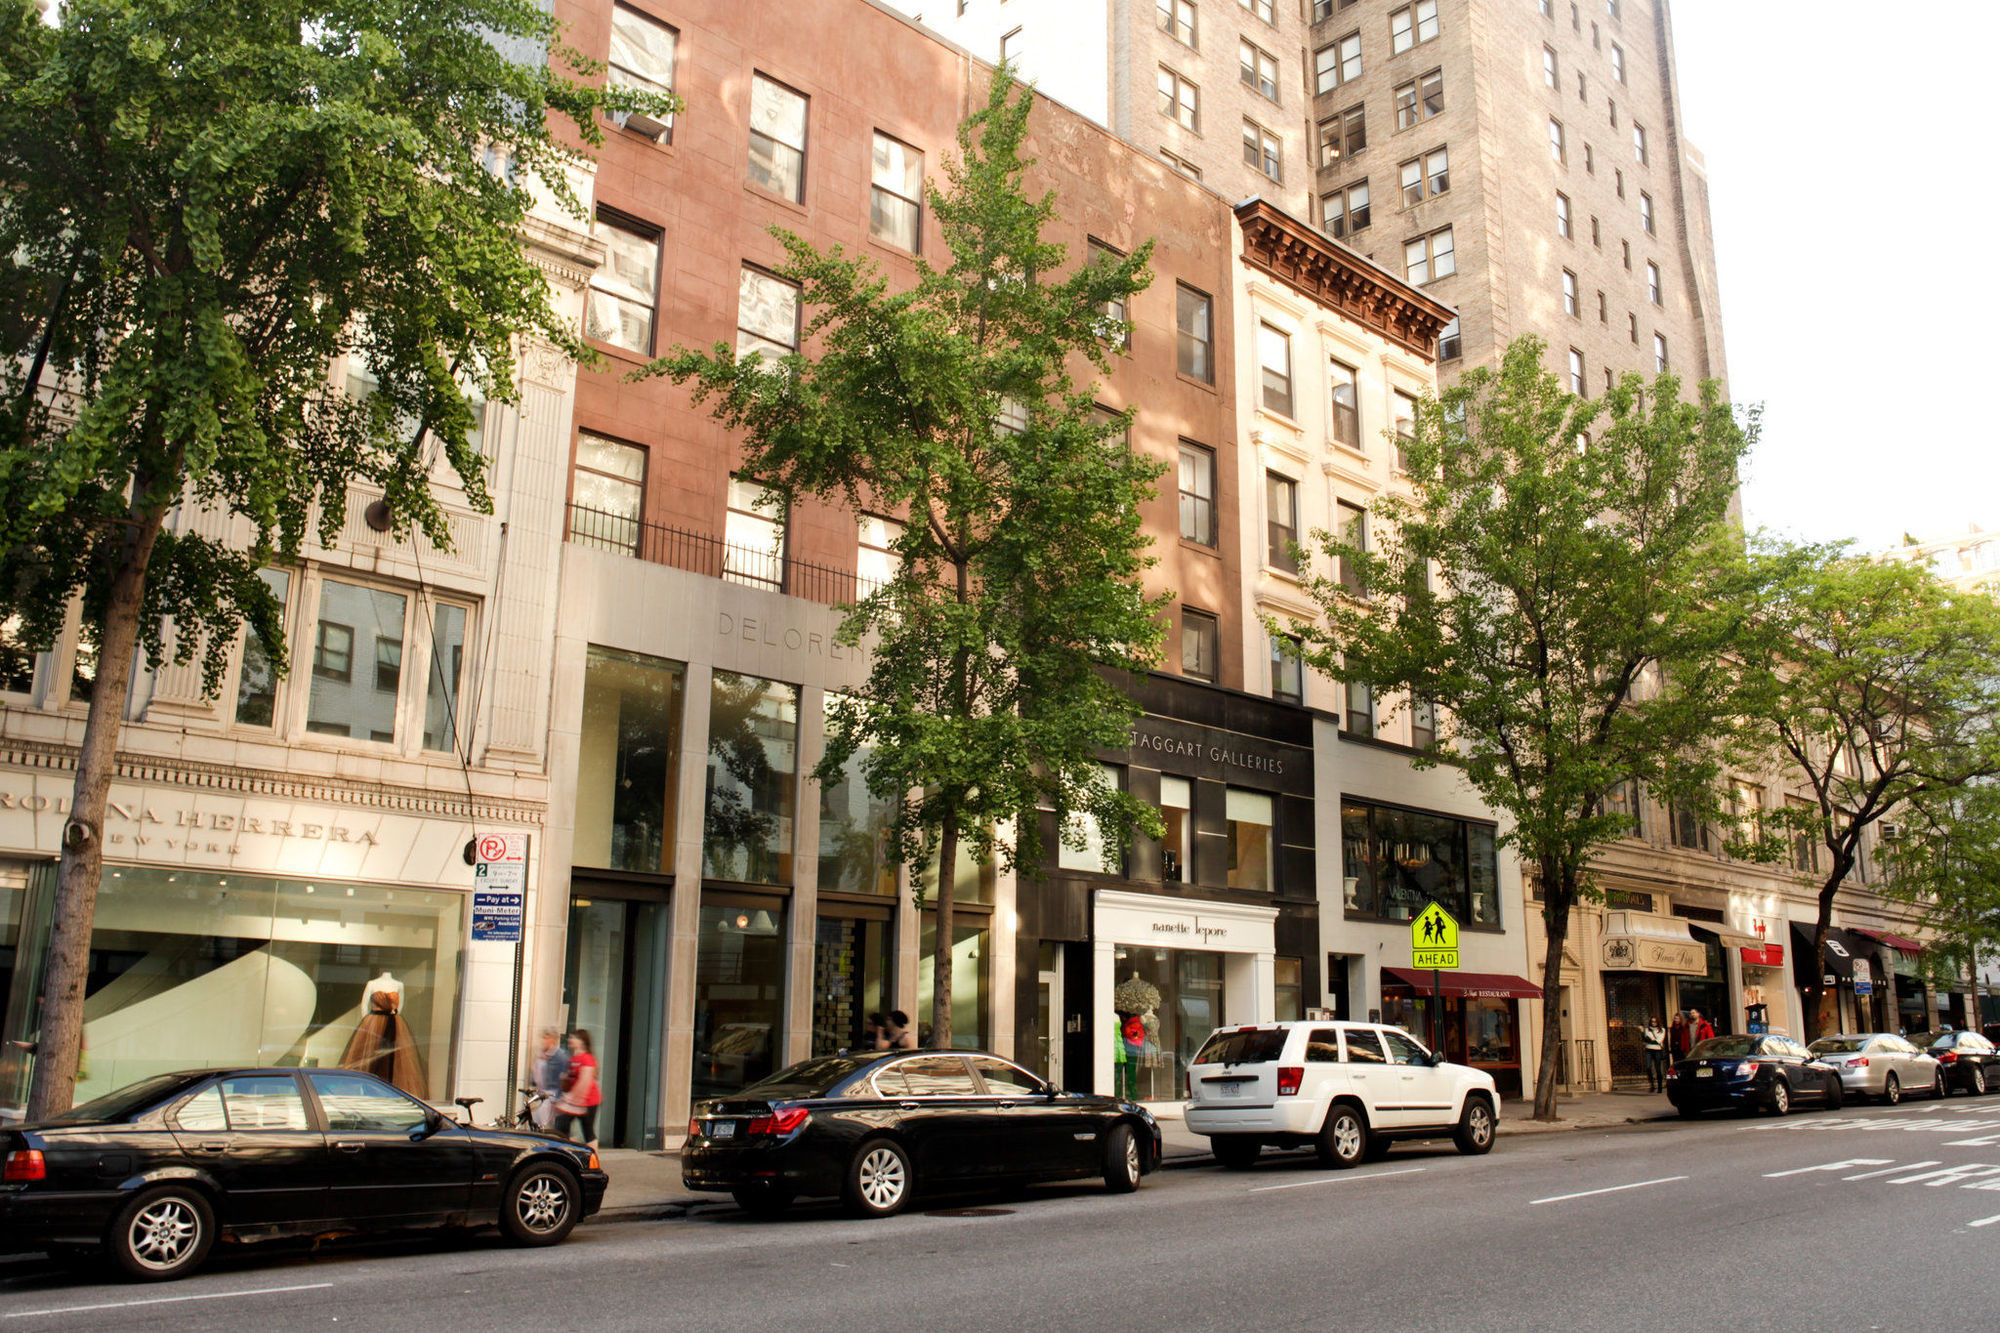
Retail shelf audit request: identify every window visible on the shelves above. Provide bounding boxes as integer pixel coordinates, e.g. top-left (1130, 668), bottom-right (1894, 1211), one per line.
top-left (1314, 0), bottom-right (1358, 16)
top-left (1240, 0), bottom-right (1274, 21)
top-left (1669, 801), bottom-right (1709, 852)
top-left (1394, 68), bottom-right (1445, 129)
top-left (1059, 762), bottom-right (1125, 873)
top-left (1088, 240), bottom-right (1129, 348)
top-left (1158, 66), bottom-right (1198, 131)
top-left (1437, 316), bottom-right (1461, 360)
top-left (307, 580), bottom-right (407, 742)
top-left (1330, 359), bottom-right (1360, 447)
top-left (1549, 117), bottom-right (1565, 164)
top-left (1391, 1), bottom-right (1439, 53)
top-left (1322, 180), bottom-right (1371, 238)
top-left (1157, 0), bottom-right (1195, 45)
top-left (1159, 775), bottom-right (1192, 882)
top-left (1591, 214), bottom-right (1600, 247)
top-left (577, 647), bottom-right (685, 874)
top-left (1176, 284), bottom-right (1214, 383)
top-left (1543, 46), bottom-right (1558, 89)
top-left (1248, 327), bottom-right (1290, 422)
top-left (586, 211), bottom-right (660, 354)
top-left (1410, 699), bottom-right (1436, 749)
top-left (747, 74), bottom-right (808, 202)
top-left (1621, 237), bottom-right (1631, 269)
top-left (1584, 141), bottom-right (1594, 173)
top-left (869, 133), bottom-right (923, 251)
top-left (423, 602), bottom-right (468, 754)
top-left (1000, 27), bottom-right (1022, 63)
top-left (1271, 634), bottom-right (1303, 703)
top-left (1540, 0), bottom-right (1553, 13)
top-left (217, 1075), bottom-right (311, 1131)
top-left (1178, 442), bottom-right (1216, 545)
top-left (234, 569), bottom-right (290, 727)
top-left (1393, 390), bottom-right (1417, 469)
top-left (1341, 798), bottom-right (1501, 925)
top-left (858, 514), bottom-right (902, 592)
top-left (570, 431), bottom-right (646, 555)
top-left (1606, 0), bottom-right (1622, 19)
top-left (1266, 471), bottom-right (1299, 572)
top-left (1632, 122), bottom-right (1647, 165)
top-left (1579, 71), bottom-right (1588, 101)
top-left (1640, 190), bottom-right (1655, 234)
top-left (1562, 269), bottom-right (1579, 317)
top-left (1653, 332), bottom-right (1669, 372)
top-left (704, 672), bottom-right (799, 883)
top-left (1567, 347), bottom-right (1584, 393)
top-left (1571, 2), bottom-right (1580, 30)
top-left (1161, 148), bottom-right (1202, 181)
top-left (1227, 789), bottom-right (1275, 892)
top-left (0, 615), bottom-right (34, 695)
top-left (1345, 679), bottom-right (1374, 734)
top-left (1788, 797), bottom-right (1819, 873)
top-left (1556, 192), bottom-right (1572, 238)
top-left (1315, 33), bottom-right (1362, 93)
top-left (1337, 499), bottom-right (1367, 594)
top-left (1403, 226), bottom-right (1453, 284)
top-left (1321, 104), bottom-right (1367, 162)
top-left (311, 1071), bottom-right (433, 1136)
top-left (1242, 119), bottom-right (1282, 181)
top-left (1597, 289), bottom-right (1607, 322)
top-left (1646, 260), bottom-right (1662, 305)
top-left (608, 5), bottom-right (678, 140)
top-left (737, 266), bottom-right (800, 361)
top-left (724, 476), bottom-right (786, 590)
top-left (1181, 608), bottom-right (1219, 682)
top-left (1628, 310), bottom-right (1638, 342)
top-left (1240, 40), bottom-right (1279, 101)
top-left (1399, 146), bottom-right (1448, 204)
top-left (1610, 42), bottom-right (1625, 83)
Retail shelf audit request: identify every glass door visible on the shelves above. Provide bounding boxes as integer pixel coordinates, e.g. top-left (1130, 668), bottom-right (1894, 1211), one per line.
top-left (812, 908), bottom-right (893, 1057)
top-left (564, 893), bottom-right (670, 1149)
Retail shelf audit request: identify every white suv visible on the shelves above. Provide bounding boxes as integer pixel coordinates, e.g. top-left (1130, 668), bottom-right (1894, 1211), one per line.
top-left (1183, 1021), bottom-right (1499, 1169)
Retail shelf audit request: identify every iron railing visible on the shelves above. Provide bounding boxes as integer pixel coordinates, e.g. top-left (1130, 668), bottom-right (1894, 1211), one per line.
top-left (565, 502), bottom-right (880, 607)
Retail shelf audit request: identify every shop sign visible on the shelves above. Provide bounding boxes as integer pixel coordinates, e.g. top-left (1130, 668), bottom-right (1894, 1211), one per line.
top-left (1602, 936), bottom-right (1707, 975)
top-left (1741, 943), bottom-right (1785, 969)
top-left (1092, 889), bottom-right (1278, 955)
top-left (1129, 724), bottom-right (1298, 780)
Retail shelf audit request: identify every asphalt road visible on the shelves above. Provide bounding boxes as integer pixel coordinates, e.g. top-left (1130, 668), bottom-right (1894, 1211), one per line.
top-left (8, 1096), bottom-right (2000, 1330)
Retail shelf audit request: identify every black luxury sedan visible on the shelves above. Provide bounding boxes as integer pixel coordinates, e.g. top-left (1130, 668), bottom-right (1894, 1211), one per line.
top-left (1665, 1033), bottom-right (1845, 1117)
top-left (1911, 1029), bottom-right (2000, 1095)
top-left (0, 1068), bottom-right (606, 1281)
top-left (683, 1050), bottom-right (1161, 1218)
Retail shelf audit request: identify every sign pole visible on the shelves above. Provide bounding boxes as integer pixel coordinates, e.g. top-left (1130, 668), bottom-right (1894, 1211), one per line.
top-left (1433, 960), bottom-right (1443, 1053)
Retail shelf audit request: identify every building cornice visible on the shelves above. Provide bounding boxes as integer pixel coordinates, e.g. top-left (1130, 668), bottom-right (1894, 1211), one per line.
top-left (1234, 198), bottom-right (1455, 361)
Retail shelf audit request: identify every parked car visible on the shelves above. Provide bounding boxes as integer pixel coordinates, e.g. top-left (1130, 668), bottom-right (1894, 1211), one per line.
top-left (1911, 1029), bottom-right (2000, 1095)
top-left (1666, 1034), bottom-right (1843, 1117)
top-left (1807, 1033), bottom-right (1944, 1104)
top-left (1183, 1020), bottom-right (1500, 1170)
top-left (0, 1067), bottom-right (606, 1281)
top-left (682, 1050), bottom-right (1159, 1218)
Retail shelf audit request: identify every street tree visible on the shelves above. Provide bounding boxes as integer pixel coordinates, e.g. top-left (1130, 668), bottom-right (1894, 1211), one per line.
top-left (1878, 782), bottom-right (2000, 1026)
top-left (1737, 544), bottom-right (2000, 1038)
top-left (648, 72), bottom-right (1166, 1047)
top-left (1292, 338), bottom-right (1756, 1120)
top-left (0, 0), bottom-right (672, 1116)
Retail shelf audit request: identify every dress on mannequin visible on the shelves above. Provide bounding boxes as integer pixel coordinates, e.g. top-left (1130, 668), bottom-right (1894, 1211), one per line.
top-left (339, 971), bottom-right (429, 1097)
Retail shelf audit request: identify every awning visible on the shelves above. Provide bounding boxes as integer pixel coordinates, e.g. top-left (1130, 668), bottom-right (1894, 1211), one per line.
top-left (1702, 926), bottom-right (1763, 949)
top-left (1600, 911), bottom-right (1709, 977)
top-left (1382, 967), bottom-right (1544, 999)
top-left (1791, 923), bottom-right (1885, 986)
top-left (1854, 927), bottom-right (1926, 955)
top-left (1740, 944), bottom-right (1785, 969)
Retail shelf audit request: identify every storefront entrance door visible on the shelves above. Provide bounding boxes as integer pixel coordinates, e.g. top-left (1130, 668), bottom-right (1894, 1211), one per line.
top-left (564, 892), bottom-right (670, 1149)
top-left (1602, 972), bottom-right (1666, 1087)
top-left (812, 908), bottom-right (893, 1057)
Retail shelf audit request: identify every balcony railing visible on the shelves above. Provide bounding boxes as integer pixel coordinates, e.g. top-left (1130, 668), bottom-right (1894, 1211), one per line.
top-left (566, 502), bottom-right (879, 607)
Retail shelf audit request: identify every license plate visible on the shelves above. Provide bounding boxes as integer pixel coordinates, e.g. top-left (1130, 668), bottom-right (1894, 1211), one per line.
top-left (710, 1120), bottom-right (737, 1139)
top-left (1220, 1082), bottom-right (1242, 1098)
top-left (1695, 1068), bottom-right (1713, 1078)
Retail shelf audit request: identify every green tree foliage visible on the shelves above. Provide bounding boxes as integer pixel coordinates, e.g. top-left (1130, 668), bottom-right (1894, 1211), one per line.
top-left (649, 72), bottom-right (1166, 1047)
top-left (1737, 543), bottom-right (2000, 1037)
top-left (0, 0), bottom-right (672, 1115)
top-left (1292, 338), bottom-right (1755, 1119)
top-left (1879, 783), bottom-right (2000, 1022)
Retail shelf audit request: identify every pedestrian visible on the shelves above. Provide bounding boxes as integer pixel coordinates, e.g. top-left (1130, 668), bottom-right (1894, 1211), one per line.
top-left (882, 1010), bottom-right (918, 1050)
top-left (864, 1011), bottom-right (888, 1051)
top-left (554, 1029), bottom-right (602, 1151)
top-left (1688, 1008), bottom-right (1715, 1048)
top-left (1641, 1016), bottom-right (1667, 1093)
top-left (1669, 1010), bottom-right (1689, 1058)
top-left (532, 1026), bottom-right (569, 1130)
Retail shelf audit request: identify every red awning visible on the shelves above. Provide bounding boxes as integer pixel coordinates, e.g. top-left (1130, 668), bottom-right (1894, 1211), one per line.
top-left (1853, 928), bottom-right (1925, 954)
top-left (1741, 944), bottom-right (1785, 968)
top-left (1382, 967), bottom-right (1544, 999)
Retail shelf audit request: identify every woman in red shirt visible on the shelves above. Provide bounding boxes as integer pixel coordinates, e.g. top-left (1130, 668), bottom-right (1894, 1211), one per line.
top-left (556, 1029), bottom-right (603, 1150)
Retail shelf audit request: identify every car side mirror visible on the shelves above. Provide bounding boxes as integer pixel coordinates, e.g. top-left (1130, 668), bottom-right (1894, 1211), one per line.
top-left (1042, 1081), bottom-right (1062, 1098)
top-left (418, 1109), bottom-right (445, 1139)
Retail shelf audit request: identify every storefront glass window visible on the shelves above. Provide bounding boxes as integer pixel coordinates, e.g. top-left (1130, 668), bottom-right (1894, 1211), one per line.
top-left (812, 913), bottom-right (894, 1056)
top-left (816, 707), bottom-right (895, 895)
top-left (1059, 763), bottom-right (1124, 873)
top-left (1275, 955), bottom-right (1303, 1022)
top-left (1112, 944), bottom-right (1224, 1102)
top-left (704, 672), bottom-right (797, 884)
top-left (1342, 798), bottom-right (1500, 926)
top-left (692, 900), bottom-right (785, 1096)
top-left (1159, 776), bottom-right (1191, 884)
top-left (918, 832), bottom-right (995, 906)
top-left (918, 913), bottom-right (989, 1048)
top-left (1226, 788), bottom-right (1274, 892)
top-left (575, 647), bottom-right (685, 875)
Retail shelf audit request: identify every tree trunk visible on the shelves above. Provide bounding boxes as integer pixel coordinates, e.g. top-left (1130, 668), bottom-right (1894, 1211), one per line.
top-left (1803, 854), bottom-right (1854, 1044)
top-left (25, 505), bottom-right (165, 1119)
top-left (1532, 857), bottom-right (1573, 1122)
top-left (929, 808), bottom-right (958, 1049)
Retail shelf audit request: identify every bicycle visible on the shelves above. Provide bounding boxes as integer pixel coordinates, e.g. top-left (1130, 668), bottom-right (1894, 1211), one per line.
top-left (490, 1085), bottom-right (553, 1133)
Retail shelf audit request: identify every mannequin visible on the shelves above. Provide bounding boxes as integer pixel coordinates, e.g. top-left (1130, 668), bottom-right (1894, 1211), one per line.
top-left (339, 970), bottom-right (430, 1097)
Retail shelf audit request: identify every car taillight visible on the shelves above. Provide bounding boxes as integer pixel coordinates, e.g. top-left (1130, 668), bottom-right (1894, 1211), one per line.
top-left (687, 1117), bottom-right (702, 1139)
top-left (2, 1149), bottom-right (45, 1182)
top-left (1846, 1057), bottom-right (1869, 1069)
top-left (1939, 1051), bottom-right (1959, 1064)
top-left (745, 1106), bottom-right (811, 1136)
top-left (1735, 1061), bottom-right (1760, 1079)
top-left (1276, 1067), bottom-right (1304, 1097)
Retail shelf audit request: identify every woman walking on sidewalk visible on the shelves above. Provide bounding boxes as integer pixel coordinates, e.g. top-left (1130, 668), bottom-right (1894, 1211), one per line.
top-left (555, 1029), bottom-right (602, 1151)
top-left (1641, 1017), bottom-right (1667, 1092)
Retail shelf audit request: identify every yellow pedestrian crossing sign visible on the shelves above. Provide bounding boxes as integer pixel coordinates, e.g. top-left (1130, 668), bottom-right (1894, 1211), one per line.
top-left (1411, 902), bottom-right (1459, 969)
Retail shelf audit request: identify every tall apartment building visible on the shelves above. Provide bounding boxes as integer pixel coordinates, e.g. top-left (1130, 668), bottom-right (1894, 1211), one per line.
top-left (900, 0), bottom-right (1317, 212)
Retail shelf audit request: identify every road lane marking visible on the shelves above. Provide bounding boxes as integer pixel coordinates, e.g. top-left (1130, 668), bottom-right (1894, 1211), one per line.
top-left (4, 1282), bottom-right (334, 1320)
top-left (1763, 1158), bottom-right (1892, 1178)
top-left (1530, 1176), bottom-right (1687, 1206)
top-left (1969, 1214), bottom-right (2000, 1228)
top-left (1888, 1164), bottom-right (2000, 1187)
top-left (1248, 1167), bottom-right (1426, 1193)
top-left (1846, 1161), bottom-right (1938, 1179)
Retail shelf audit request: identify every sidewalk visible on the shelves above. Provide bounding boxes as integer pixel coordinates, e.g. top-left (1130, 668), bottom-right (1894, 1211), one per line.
top-left (590, 1090), bottom-right (1677, 1223)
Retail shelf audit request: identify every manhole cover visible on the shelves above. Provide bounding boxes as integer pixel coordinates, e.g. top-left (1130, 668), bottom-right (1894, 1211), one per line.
top-left (924, 1207), bottom-right (1015, 1217)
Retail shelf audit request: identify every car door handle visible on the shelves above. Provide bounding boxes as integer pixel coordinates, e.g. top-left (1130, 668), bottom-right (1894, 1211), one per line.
top-left (998, 1101), bottom-right (1016, 1109)
top-left (196, 1141), bottom-right (230, 1154)
top-left (334, 1141), bottom-right (366, 1153)
top-left (898, 1102), bottom-right (919, 1110)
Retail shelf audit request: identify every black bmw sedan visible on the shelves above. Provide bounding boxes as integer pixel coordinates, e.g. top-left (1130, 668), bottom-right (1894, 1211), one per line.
top-left (684, 1050), bottom-right (1161, 1218)
top-left (0, 1068), bottom-right (606, 1281)
top-left (1666, 1033), bottom-right (1845, 1117)
top-left (1911, 1029), bottom-right (2000, 1096)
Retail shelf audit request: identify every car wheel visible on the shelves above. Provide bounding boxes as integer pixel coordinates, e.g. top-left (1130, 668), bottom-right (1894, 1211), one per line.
top-left (1883, 1073), bottom-right (1901, 1106)
top-left (1211, 1135), bottom-right (1262, 1171)
top-left (1826, 1079), bottom-right (1844, 1111)
top-left (499, 1163), bottom-right (580, 1246)
top-left (1974, 1064), bottom-right (1989, 1096)
top-left (1767, 1080), bottom-right (1791, 1116)
top-left (1936, 1071), bottom-right (1949, 1100)
top-left (1677, 1104), bottom-right (1701, 1120)
top-left (730, 1184), bottom-right (795, 1219)
top-left (842, 1139), bottom-right (913, 1218)
top-left (1453, 1096), bottom-right (1496, 1156)
top-left (107, 1185), bottom-right (214, 1282)
top-left (1102, 1123), bottom-right (1143, 1194)
top-left (1316, 1105), bottom-right (1367, 1170)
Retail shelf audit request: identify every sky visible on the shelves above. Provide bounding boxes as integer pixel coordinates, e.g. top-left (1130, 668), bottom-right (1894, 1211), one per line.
top-left (1669, 0), bottom-right (1997, 554)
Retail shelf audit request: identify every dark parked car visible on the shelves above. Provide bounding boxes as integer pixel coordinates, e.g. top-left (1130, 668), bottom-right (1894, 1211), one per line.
top-left (0, 1068), bottom-right (606, 1281)
top-left (1666, 1033), bottom-right (1844, 1117)
top-left (683, 1050), bottom-right (1160, 1218)
top-left (1912, 1030), bottom-right (2000, 1096)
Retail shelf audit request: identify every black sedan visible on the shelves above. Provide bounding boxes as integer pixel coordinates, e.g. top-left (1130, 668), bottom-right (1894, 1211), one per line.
top-left (0, 1067), bottom-right (606, 1281)
top-left (683, 1049), bottom-right (1160, 1218)
top-left (1666, 1034), bottom-right (1844, 1117)
top-left (1912, 1029), bottom-right (2000, 1095)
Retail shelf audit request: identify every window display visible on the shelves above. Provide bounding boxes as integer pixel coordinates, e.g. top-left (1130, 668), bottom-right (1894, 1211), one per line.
top-left (812, 913), bottom-right (893, 1056)
top-left (1342, 798), bottom-right (1500, 925)
top-left (575, 647), bottom-right (686, 875)
top-left (703, 672), bottom-right (797, 883)
top-left (1111, 944), bottom-right (1224, 1102)
top-left (917, 914), bottom-right (989, 1048)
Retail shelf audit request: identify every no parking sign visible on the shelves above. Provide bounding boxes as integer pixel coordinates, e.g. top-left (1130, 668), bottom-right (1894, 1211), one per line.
top-left (471, 832), bottom-right (527, 942)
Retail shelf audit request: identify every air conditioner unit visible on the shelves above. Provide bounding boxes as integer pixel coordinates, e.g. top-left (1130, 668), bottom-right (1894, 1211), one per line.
top-left (613, 108), bottom-right (671, 140)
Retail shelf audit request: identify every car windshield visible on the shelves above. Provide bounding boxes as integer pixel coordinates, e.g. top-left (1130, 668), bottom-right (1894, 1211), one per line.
top-left (1810, 1038), bottom-right (1865, 1054)
top-left (45, 1072), bottom-right (208, 1124)
top-left (1689, 1036), bottom-right (1759, 1059)
top-left (740, 1056), bottom-right (881, 1099)
top-left (1194, 1028), bottom-right (1290, 1066)
top-left (1912, 1031), bottom-right (1953, 1050)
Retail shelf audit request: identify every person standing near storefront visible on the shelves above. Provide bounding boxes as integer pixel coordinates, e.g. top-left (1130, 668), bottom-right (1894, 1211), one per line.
top-left (555, 1030), bottom-right (602, 1151)
top-left (1641, 1017), bottom-right (1667, 1093)
top-left (1688, 1008), bottom-right (1714, 1049)
top-left (532, 1027), bottom-right (569, 1130)
top-left (882, 1011), bottom-right (917, 1050)
top-left (1669, 1010), bottom-right (1689, 1058)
